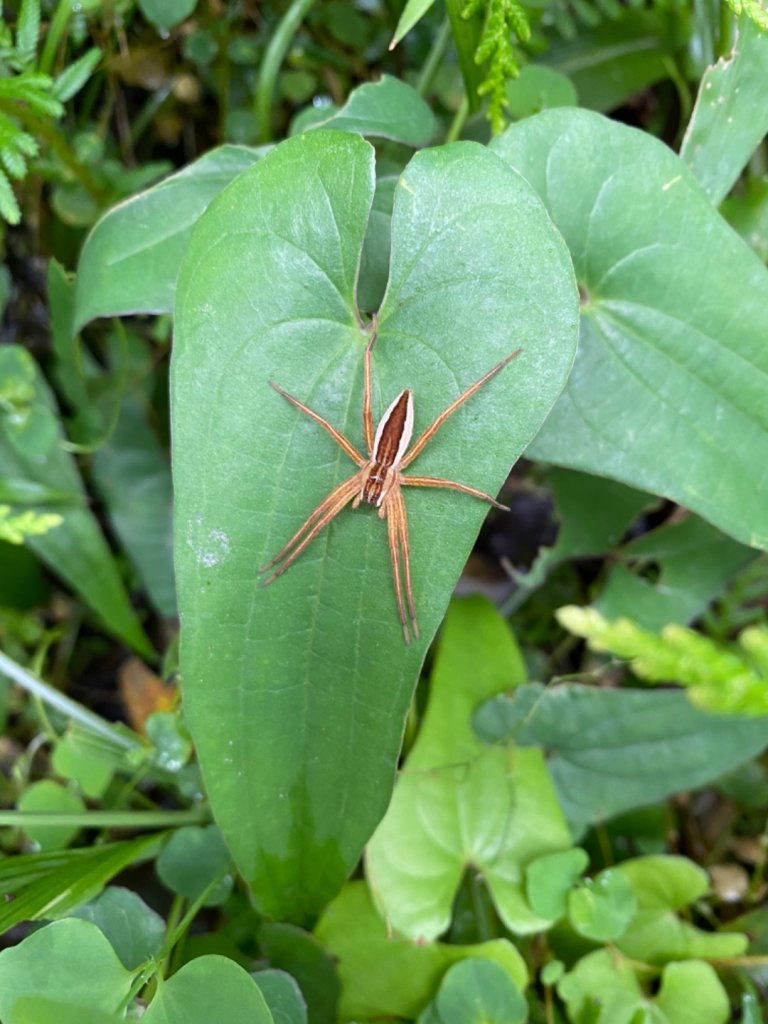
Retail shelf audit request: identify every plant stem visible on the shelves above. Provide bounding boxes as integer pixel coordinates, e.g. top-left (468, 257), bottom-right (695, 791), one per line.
top-left (445, 93), bottom-right (469, 143)
top-left (256, 0), bottom-right (316, 142)
top-left (0, 649), bottom-right (142, 753)
top-left (416, 17), bottom-right (452, 98)
top-left (0, 807), bottom-right (209, 828)
top-left (39, 0), bottom-right (74, 75)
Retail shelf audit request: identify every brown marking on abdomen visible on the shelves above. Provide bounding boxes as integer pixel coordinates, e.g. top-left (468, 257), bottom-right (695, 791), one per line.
top-left (373, 391), bottom-right (411, 467)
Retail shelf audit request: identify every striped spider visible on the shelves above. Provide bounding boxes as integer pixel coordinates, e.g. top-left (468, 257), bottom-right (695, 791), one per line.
top-left (260, 330), bottom-right (521, 643)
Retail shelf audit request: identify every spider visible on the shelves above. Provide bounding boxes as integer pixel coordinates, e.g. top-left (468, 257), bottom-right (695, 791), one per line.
top-left (259, 329), bottom-right (522, 644)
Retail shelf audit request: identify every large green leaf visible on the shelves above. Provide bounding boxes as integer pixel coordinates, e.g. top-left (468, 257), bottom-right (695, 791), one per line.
top-left (366, 597), bottom-right (572, 939)
top-left (680, 15), bottom-right (768, 205)
top-left (0, 346), bottom-right (151, 654)
top-left (492, 108), bottom-right (768, 551)
top-left (172, 130), bottom-right (578, 921)
top-left (73, 145), bottom-right (265, 331)
top-left (475, 683), bottom-right (768, 832)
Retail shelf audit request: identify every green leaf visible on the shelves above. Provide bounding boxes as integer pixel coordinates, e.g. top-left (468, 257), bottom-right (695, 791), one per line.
top-left (146, 711), bottom-right (192, 771)
top-left (543, 11), bottom-right (673, 112)
top-left (0, 346), bottom-right (152, 654)
top-left (308, 75), bottom-right (435, 146)
top-left (367, 597), bottom-right (572, 938)
top-left (0, 919), bottom-right (133, 1023)
top-left (0, 835), bottom-right (163, 933)
top-left (615, 855), bottom-right (748, 963)
top-left (17, 780), bottom-right (85, 851)
top-left (53, 46), bottom-right (101, 102)
top-left (357, 174), bottom-right (396, 313)
top-left (425, 959), bottom-right (527, 1024)
top-left (506, 64), bottom-right (577, 118)
top-left (525, 848), bottom-right (589, 920)
top-left (52, 725), bottom-right (116, 798)
top-left (721, 175), bottom-right (768, 263)
top-left (521, 468), bottom-right (651, 590)
top-left (141, 955), bottom-right (274, 1024)
top-left (595, 514), bottom-right (756, 630)
top-left (69, 886), bottom-right (165, 970)
top-left (390, 0), bottom-right (437, 48)
top-left (557, 949), bottom-right (731, 1024)
top-left (259, 923), bottom-right (340, 1024)
top-left (12, 1001), bottom-right (122, 1024)
top-left (252, 970), bottom-right (307, 1024)
top-left (156, 825), bottom-right (233, 906)
top-left (567, 868), bottom-right (637, 941)
top-left (73, 145), bottom-right (266, 331)
top-left (493, 107), bottom-right (768, 551)
top-left (91, 396), bottom-right (175, 617)
top-left (654, 961), bottom-right (730, 1024)
top-left (556, 948), bottom-right (643, 1024)
top-left (137, 0), bottom-right (198, 31)
top-left (680, 15), bottom-right (768, 205)
top-left (477, 683), bottom-right (768, 831)
top-left (172, 130), bottom-right (578, 920)
top-left (314, 881), bottom-right (527, 1022)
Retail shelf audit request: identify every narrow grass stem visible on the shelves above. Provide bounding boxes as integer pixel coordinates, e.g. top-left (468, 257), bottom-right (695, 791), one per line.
top-left (256, 0), bottom-right (317, 142)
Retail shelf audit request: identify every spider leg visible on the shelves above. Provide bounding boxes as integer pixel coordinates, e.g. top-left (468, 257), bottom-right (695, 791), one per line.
top-left (401, 475), bottom-right (508, 511)
top-left (383, 489), bottom-right (411, 645)
top-left (363, 322), bottom-right (378, 455)
top-left (399, 348), bottom-right (522, 469)
top-left (259, 472), bottom-right (364, 582)
top-left (268, 381), bottom-right (366, 467)
top-left (391, 486), bottom-right (418, 640)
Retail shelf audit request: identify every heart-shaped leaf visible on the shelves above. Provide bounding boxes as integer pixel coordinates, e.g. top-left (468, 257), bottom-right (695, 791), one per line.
top-left (172, 129), bottom-right (578, 920)
top-left (366, 597), bottom-right (572, 939)
top-left (492, 108), bottom-right (768, 551)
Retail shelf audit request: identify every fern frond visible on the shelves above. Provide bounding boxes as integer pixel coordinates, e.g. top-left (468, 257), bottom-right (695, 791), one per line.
top-left (1, 145), bottom-right (27, 179)
top-left (0, 72), bottom-right (63, 118)
top-left (0, 505), bottom-right (63, 545)
top-left (53, 46), bottom-right (101, 102)
top-left (15, 0), bottom-right (41, 69)
top-left (0, 167), bottom-right (20, 223)
top-left (557, 605), bottom-right (768, 716)
top-left (462, 0), bottom-right (531, 133)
